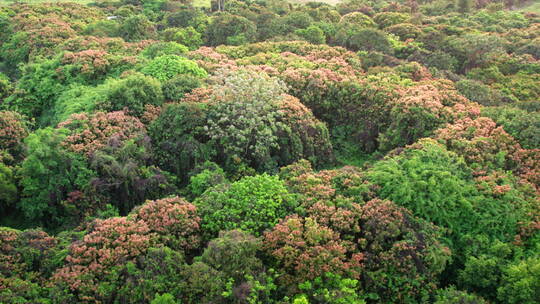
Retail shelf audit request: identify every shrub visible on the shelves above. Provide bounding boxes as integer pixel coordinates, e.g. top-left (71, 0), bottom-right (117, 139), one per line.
top-left (89, 139), bottom-right (176, 214)
top-left (58, 111), bottom-right (146, 157)
top-left (295, 273), bottom-right (365, 304)
top-left (201, 230), bottom-right (265, 285)
top-left (195, 174), bottom-right (296, 238)
top-left (95, 73), bottom-right (164, 117)
top-left (0, 111), bottom-right (29, 158)
top-left (295, 25), bottom-right (326, 44)
top-left (263, 215), bottom-right (362, 289)
top-left (162, 27), bottom-right (203, 51)
top-left (0, 163), bottom-right (17, 213)
top-left (142, 42), bottom-right (189, 59)
top-left (206, 68), bottom-right (332, 171)
top-left (434, 287), bottom-right (487, 304)
top-left (367, 139), bottom-right (526, 246)
top-left (497, 256), bottom-right (540, 304)
top-left (141, 55), bottom-right (207, 82)
top-left (482, 106), bottom-right (540, 149)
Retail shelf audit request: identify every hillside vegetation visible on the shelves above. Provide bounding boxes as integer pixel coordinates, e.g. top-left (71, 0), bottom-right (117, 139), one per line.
top-left (0, 0), bottom-right (539, 303)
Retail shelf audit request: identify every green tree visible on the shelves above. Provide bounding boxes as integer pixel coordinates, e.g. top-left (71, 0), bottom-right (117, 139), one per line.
top-left (195, 174), bottom-right (296, 238)
top-left (18, 128), bottom-right (96, 227)
top-left (141, 55), bottom-right (207, 82)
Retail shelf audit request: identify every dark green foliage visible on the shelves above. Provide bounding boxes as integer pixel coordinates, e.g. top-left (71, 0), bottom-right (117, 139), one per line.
top-left (195, 174), bottom-right (296, 238)
top-left (344, 28), bottom-right (393, 54)
top-left (149, 102), bottom-right (215, 182)
top-left (115, 247), bottom-right (185, 303)
top-left (456, 79), bottom-right (504, 106)
top-left (206, 13), bottom-right (257, 46)
top-left (89, 139), bottom-right (176, 215)
top-left (162, 75), bottom-right (203, 101)
top-left (18, 128), bottom-right (96, 227)
top-left (482, 106), bottom-right (540, 149)
top-left (119, 15), bottom-right (156, 41)
top-left (96, 73), bottom-right (164, 117)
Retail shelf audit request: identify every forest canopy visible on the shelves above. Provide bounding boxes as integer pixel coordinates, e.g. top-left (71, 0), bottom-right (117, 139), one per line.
top-left (0, 0), bottom-right (539, 303)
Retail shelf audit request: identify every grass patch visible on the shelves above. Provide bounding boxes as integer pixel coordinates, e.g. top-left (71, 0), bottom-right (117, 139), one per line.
top-left (192, 0), bottom-right (210, 8)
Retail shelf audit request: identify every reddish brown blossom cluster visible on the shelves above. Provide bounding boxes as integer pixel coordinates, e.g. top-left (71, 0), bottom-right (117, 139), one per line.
top-left (435, 117), bottom-right (521, 172)
top-left (0, 111), bottom-right (29, 153)
top-left (52, 197), bottom-right (200, 302)
top-left (0, 228), bottom-right (58, 281)
top-left (132, 197), bottom-right (201, 251)
top-left (263, 215), bottom-right (363, 288)
top-left (58, 111), bottom-right (145, 156)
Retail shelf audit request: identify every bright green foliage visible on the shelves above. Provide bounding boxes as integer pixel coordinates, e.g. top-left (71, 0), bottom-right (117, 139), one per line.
top-left (0, 32), bottom-right (31, 74)
top-left (367, 139), bottom-right (526, 245)
top-left (373, 12), bottom-right (410, 29)
top-left (295, 273), bottom-right (365, 304)
top-left (96, 73), bottom-right (164, 117)
top-left (434, 287), bottom-right (487, 303)
top-left (0, 72), bottom-right (12, 101)
top-left (18, 128), bottom-right (96, 227)
top-left (142, 42), bottom-right (189, 59)
top-left (42, 84), bottom-right (99, 126)
top-left (187, 161), bottom-right (227, 199)
top-left (162, 27), bottom-right (203, 51)
top-left (458, 238), bottom-right (514, 298)
top-left (195, 174), bottom-right (296, 238)
top-left (295, 25), bottom-right (326, 44)
top-left (83, 20), bottom-right (120, 37)
top-left (497, 256), bottom-right (540, 304)
top-left (151, 293), bottom-right (176, 304)
top-left (141, 55), bottom-right (207, 82)
top-left (0, 163), bottom-right (18, 212)
top-left (4, 58), bottom-right (65, 118)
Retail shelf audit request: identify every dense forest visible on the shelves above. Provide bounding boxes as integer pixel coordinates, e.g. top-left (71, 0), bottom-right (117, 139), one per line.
top-left (0, 0), bottom-right (539, 302)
